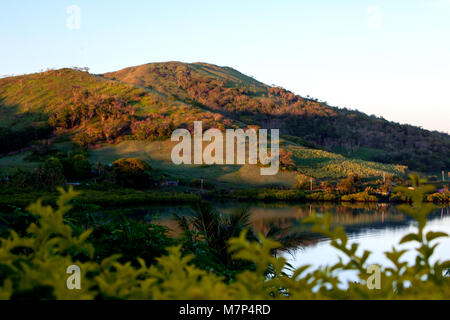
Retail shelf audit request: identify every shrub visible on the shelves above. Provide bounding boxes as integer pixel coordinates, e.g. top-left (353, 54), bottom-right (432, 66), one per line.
top-left (426, 192), bottom-right (450, 203)
top-left (113, 158), bottom-right (151, 172)
top-left (390, 191), bottom-right (411, 203)
top-left (341, 191), bottom-right (378, 202)
top-left (336, 173), bottom-right (360, 194)
top-left (279, 149), bottom-right (297, 171)
top-left (295, 175), bottom-right (311, 190)
top-left (86, 217), bottom-right (176, 266)
top-left (72, 132), bottom-right (97, 149)
top-left (0, 176), bottom-right (449, 300)
top-left (62, 154), bottom-right (92, 181)
top-left (112, 158), bottom-right (152, 189)
top-left (229, 189), bottom-right (305, 201)
top-left (306, 192), bottom-right (338, 201)
top-left (8, 169), bottom-right (38, 190)
top-left (37, 157), bottom-right (66, 190)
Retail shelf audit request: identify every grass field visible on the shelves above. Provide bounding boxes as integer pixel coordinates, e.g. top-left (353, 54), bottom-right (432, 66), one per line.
top-left (87, 139), bottom-right (406, 187)
top-left (0, 136), bottom-right (406, 188)
top-left (88, 140), bottom-right (273, 188)
top-left (288, 145), bottom-right (406, 180)
top-left (0, 151), bottom-right (39, 174)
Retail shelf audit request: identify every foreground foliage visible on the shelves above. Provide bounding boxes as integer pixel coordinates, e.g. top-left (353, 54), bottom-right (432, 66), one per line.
top-left (0, 176), bottom-right (449, 299)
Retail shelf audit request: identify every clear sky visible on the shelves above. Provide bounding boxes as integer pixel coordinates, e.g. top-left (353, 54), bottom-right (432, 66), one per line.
top-left (1, 0), bottom-right (449, 133)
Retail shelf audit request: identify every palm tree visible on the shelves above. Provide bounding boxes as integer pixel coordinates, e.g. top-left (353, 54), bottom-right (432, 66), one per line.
top-left (174, 202), bottom-right (313, 267)
top-left (174, 202), bottom-right (255, 267)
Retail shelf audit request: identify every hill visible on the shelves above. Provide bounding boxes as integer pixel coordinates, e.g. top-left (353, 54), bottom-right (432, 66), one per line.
top-left (0, 67), bottom-right (235, 155)
top-left (0, 62), bottom-right (448, 186)
top-left (104, 62), bottom-right (450, 172)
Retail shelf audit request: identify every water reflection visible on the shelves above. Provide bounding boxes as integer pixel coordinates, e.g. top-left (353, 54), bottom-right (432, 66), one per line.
top-left (88, 201), bottom-right (450, 271)
top-left (214, 202), bottom-right (448, 244)
top-left (155, 202), bottom-right (450, 273)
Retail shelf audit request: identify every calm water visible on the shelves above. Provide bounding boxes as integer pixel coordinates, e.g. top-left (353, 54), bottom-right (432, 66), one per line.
top-left (95, 201), bottom-right (450, 281)
top-left (213, 202), bottom-right (450, 273)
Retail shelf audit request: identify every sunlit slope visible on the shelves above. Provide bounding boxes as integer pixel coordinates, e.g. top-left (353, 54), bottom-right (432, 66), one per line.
top-left (1, 63), bottom-right (448, 174)
top-left (0, 67), bottom-right (402, 185)
top-left (104, 62), bottom-right (450, 172)
top-left (0, 68), bottom-right (205, 130)
top-left (103, 61), bottom-right (267, 102)
top-left (0, 69), bottom-right (144, 124)
top-left (87, 139), bottom-right (405, 187)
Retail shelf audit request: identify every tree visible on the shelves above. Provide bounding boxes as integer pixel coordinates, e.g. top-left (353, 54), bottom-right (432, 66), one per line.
top-left (37, 157), bottom-right (66, 190)
top-left (175, 202), bottom-right (311, 272)
top-left (73, 132), bottom-right (91, 149)
top-left (295, 175), bottom-right (311, 190)
top-left (63, 154), bottom-right (92, 181)
top-left (279, 149), bottom-right (296, 171)
top-left (174, 202), bottom-right (254, 269)
top-left (337, 173), bottom-right (360, 194)
top-left (320, 181), bottom-right (334, 193)
top-left (112, 158), bottom-right (152, 189)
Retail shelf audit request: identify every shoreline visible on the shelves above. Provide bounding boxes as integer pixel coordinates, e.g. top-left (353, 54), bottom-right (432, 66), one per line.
top-left (0, 187), bottom-right (448, 211)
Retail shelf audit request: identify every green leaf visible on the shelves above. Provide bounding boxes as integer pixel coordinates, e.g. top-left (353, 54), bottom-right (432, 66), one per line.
top-left (426, 231), bottom-right (448, 242)
top-left (399, 233), bottom-right (420, 244)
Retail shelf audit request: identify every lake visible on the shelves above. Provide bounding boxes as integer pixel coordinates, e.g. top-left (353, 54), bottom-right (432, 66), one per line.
top-left (97, 201), bottom-right (450, 282)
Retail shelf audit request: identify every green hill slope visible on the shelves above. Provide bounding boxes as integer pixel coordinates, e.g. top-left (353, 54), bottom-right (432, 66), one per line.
top-left (80, 139), bottom-right (404, 188)
top-left (0, 68), bottom-right (235, 155)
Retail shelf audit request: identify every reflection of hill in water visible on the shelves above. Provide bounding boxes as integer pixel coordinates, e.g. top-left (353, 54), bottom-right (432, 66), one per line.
top-left (83, 202), bottom-right (450, 245)
top-left (216, 202), bottom-right (450, 246)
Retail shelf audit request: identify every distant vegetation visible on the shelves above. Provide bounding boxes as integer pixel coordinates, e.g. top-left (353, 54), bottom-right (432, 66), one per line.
top-left (0, 143), bottom-right (448, 206)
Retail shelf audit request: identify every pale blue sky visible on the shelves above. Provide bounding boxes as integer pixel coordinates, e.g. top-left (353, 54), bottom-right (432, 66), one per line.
top-left (1, 0), bottom-right (449, 133)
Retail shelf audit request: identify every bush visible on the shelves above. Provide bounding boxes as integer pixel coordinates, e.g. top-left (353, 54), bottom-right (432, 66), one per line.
top-left (306, 192), bottom-right (338, 201)
top-left (0, 177), bottom-right (449, 300)
top-left (341, 191), bottom-right (378, 202)
top-left (426, 192), bottom-right (450, 203)
top-left (390, 191), bottom-right (411, 203)
top-left (295, 175), bottom-right (311, 190)
top-left (8, 169), bottom-right (38, 190)
top-left (86, 217), bottom-right (176, 266)
top-left (228, 189), bottom-right (305, 201)
top-left (62, 154), bottom-right (92, 181)
top-left (72, 132), bottom-right (98, 149)
top-left (336, 173), bottom-right (360, 194)
top-left (112, 158), bottom-right (152, 189)
top-left (37, 157), bottom-right (66, 190)
top-left (73, 189), bottom-right (200, 207)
